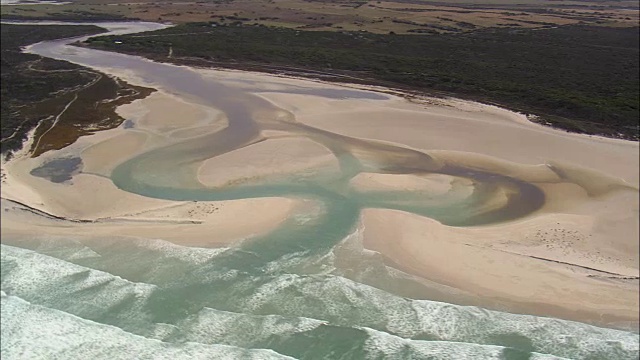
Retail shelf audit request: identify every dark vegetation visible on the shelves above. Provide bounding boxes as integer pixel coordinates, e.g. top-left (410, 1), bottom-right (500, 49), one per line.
top-left (1, 24), bottom-right (154, 158)
top-left (2, 11), bottom-right (134, 22)
top-left (85, 22), bottom-right (639, 140)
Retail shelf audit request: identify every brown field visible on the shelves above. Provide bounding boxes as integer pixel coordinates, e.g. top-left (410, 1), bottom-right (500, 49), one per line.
top-left (2, 0), bottom-right (638, 34)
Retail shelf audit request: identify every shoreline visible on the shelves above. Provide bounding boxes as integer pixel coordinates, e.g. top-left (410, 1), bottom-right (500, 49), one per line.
top-left (1, 28), bottom-right (638, 333)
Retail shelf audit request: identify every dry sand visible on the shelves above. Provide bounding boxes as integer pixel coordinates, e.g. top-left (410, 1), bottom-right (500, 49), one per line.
top-left (350, 172), bottom-right (471, 197)
top-left (259, 90), bottom-right (638, 184)
top-left (197, 136), bottom-right (339, 188)
top-left (0, 196), bottom-right (299, 248)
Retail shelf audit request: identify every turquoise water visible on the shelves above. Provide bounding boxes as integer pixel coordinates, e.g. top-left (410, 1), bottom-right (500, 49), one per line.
top-left (1, 22), bottom-right (639, 359)
top-left (2, 238), bottom-right (638, 359)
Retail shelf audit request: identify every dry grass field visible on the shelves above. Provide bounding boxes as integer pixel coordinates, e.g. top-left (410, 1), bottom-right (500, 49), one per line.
top-left (2, 0), bottom-right (638, 34)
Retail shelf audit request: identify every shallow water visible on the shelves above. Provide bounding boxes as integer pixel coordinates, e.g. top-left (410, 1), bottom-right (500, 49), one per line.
top-left (30, 156), bottom-right (82, 183)
top-left (1, 22), bottom-right (639, 359)
top-left (2, 239), bottom-right (638, 359)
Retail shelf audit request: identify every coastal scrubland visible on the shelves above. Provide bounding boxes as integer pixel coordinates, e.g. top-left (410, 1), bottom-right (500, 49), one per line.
top-left (85, 22), bottom-right (639, 140)
top-left (3, 1), bottom-right (637, 140)
top-left (0, 24), bottom-right (154, 158)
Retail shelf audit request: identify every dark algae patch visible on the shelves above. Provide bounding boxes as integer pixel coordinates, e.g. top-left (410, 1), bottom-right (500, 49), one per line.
top-left (85, 22), bottom-right (639, 140)
top-left (0, 24), bottom-right (154, 159)
top-left (30, 156), bottom-right (82, 183)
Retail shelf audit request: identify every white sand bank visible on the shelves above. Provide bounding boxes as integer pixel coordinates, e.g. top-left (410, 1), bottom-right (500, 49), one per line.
top-left (197, 137), bottom-right (339, 188)
top-left (350, 172), bottom-right (467, 195)
top-left (1, 196), bottom-right (298, 248)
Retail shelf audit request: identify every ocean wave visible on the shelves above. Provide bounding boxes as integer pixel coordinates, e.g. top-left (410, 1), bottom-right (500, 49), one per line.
top-left (0, 292), bottom-right (293, 360)
top-left (2, 235), bottom-right (230, 284)
top-left (1, 244), bottom-right (157, 332)
top-left (2, 243), bottom-right (638, 359)
top-left (236, 273), bottom-right (638, 359)
top-left (362, 328), bottom-right (570, 360)
top-left (171, 307), bottom-right (572, 360)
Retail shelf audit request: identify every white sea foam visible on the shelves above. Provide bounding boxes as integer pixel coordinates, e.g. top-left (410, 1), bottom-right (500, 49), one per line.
top-left (5, 232), bottom-right (228, 269)
top-left (0, 293), bottom-right (293, 360)
top-left (245, 274), bottom-right (302, 311)
top-left (262, 250), bottom-right (313, 274)
top-left (66, 246), bottom-right (103, 260)
top-left (2, 243), bottom-right (637, 359)
top-left (1, 244), bottom-right (156, 324)
top-left (238, 272), bottom-right (639, 359)
top-left (29, 236), bottom-right (102, 260)
top-left (126, 236), bottom-right (229, 265)
top-left (409, 300), bottom-right (640, 359)
top-left (362, 328), bottom-right (570, 360)
top-left (177, 307), bottom-right (324, 347)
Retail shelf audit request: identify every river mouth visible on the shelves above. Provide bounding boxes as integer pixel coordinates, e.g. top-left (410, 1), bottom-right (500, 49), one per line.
top-left (1, 21), bottom-right (638, 360)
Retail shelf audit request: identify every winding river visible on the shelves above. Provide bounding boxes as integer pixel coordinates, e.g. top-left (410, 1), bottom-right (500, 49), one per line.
top-left (1, 21), bottom-right (638, 360)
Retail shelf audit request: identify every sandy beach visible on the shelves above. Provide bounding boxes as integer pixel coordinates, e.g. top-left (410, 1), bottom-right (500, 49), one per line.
top-left (1, 62), bottom-right (638, 329)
